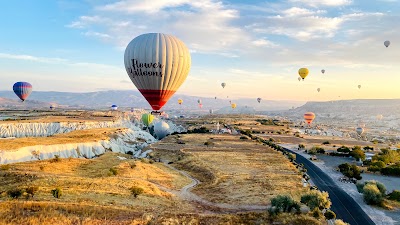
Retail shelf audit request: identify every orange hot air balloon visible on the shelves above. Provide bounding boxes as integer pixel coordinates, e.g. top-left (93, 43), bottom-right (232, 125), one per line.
top-left (304, 112), bottom-right (315, 125)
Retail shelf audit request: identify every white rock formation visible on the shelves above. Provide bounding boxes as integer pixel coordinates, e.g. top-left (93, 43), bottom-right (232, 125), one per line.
top-left (0, 128), bottom-right (156, 164)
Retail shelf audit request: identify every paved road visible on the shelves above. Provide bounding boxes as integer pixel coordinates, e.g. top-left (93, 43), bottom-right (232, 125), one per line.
top-left (282, 146), bottom-right (375, 225)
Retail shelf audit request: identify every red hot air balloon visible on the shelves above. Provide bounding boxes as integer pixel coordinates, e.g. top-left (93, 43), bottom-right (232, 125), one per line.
top-left (304, 112), bottom-right (315, 125)
top-left (124, 33), bottom-right (191, 112)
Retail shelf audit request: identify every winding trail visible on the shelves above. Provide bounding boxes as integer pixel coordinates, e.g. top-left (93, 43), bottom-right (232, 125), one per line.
top-left (162, 161), bottom-right (269, 212)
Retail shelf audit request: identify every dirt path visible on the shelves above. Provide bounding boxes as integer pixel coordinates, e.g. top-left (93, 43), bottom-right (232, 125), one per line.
top-left (162, 161), bottom-right (268, 212)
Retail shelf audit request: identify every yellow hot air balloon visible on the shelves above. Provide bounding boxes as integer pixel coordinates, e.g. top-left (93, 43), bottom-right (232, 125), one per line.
top-left (304, 112), bottom-right (315, 125)
top-left (124, 33), bottom-right (191, 111)
top-left (178, 99), bottom-right (183, 105)
top-left (298, 68), bottom-right (309, 80)
top-left (231, 103), bottom-right (237, 109)
top-left (141, 113), bottom-right (154, 127)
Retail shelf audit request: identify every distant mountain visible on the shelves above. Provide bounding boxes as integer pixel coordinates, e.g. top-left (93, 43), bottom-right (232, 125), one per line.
top-left (0, 90), bottom-right (304, 111)
top-left (0, 97), bottom-right (50, 109)
top-left (266, 99), bottom-right (400, 123)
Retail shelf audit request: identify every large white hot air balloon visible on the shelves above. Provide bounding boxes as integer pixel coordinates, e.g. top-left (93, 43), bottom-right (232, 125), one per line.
top-left (154, 120), bottom-right (170, 139)
top-left (124, 33), bottom-right (191, 111)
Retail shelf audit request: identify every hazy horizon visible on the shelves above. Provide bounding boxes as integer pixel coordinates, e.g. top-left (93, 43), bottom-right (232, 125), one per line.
top-left (1, 0), bottom-right (399, 102)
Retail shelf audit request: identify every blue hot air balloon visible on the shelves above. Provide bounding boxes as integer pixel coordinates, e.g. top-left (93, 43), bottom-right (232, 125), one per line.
top-left (13, 82), bottom-right (32, 101)
top-left (111, 105), bottom-right (118, 111)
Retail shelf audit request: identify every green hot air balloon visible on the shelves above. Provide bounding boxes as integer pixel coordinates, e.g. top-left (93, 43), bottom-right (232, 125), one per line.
top-left (141, 113), bottom-right (154, 127)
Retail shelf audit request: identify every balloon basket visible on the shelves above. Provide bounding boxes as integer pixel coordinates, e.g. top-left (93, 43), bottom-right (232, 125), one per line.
top-left (151, 111), bottom-right (162, 115)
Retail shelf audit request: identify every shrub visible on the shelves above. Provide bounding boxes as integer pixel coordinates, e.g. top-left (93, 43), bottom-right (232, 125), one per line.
top-left (287, 153), bottom-right (296, 161)
top-left (130, 163), bottom-right (137, 169)
top-left (368, 161), bottom-right (386, 173)
top-left (300, 191), bottom-right (331, 210)
top-left (322, 141), bottom-right (330, 145)
top-left (7, 188), bottom-right (24, 199)
top-left (0, 164), bottom-right (10, 171)
top-left (324, 210), bottom-right (336, 220)
top-left (109, 167), bottom-right (119, 176)
top-left (337, 146), bottom-right (351, 153)
top-left (381, 164), bottom-right (400, 176)
top-left (334, 219), bottom-right (350, 225)
top-left (240, 136), bottom-right (249, 140)
top-left (39, 165), bottom-right (45, 171)
top-left (357, 180), bottom-right (386, 195)
top-left (51, 187), bottom-right (62, 199)
top-left (308, 146), bottom-right (325, 155)
top-left (311, 208), bottom-right (323, 219)
top-left (363, 183), bottom-right (384, 205)
top-left (26, 186), bottom-right (39, 198)
top-left (350, 149), bottom-right (366, 161)
top-left (130, 186), bottom-right (144, 198)
top-left (387, 190), bottom-right (400, 202)
top-left (364, 146), bottom-right (374, 151)
top-left (204, 141), bottom-right (214, 146)
top-left (338, 163), bottom-right (362, 180)
top-left (270, 195), bottom-right (300, 214)
top-left (52, 155), bottom-right (61, 163)
top-left (298, 144), bottom-right (305, 149)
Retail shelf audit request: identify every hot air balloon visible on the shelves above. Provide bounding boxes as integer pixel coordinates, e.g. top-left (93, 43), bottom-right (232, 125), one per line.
top-left (298, 68), bottom-right (309, 80)
top-left (377, 114), bottom-right (383, 120)
top-left (13, 82), bottom-right (32, 102)
top-left (111, 104), bottom-right (118, 111)
top-left (384, 40), bottom-right (390, 48)
top-left (178, 99), bottom-right (183, 105)
top-left (221, 82), bottom-right (226, 88)
top-left (141, 113), bottom-right (154, 127)
top-left (321, 69), bottom-right (325, 74)
top-left (257, 97), bottom-right (262, 103)
top-left (358, 85), bottom-right (361, 89)
top-left (298, 77), bottom-right (301, 81)
top-left (231, 103), bottom-right (237, 109)
top-left (317, 88), bottom-right (321, 92)
top-left (356, 127), bottom-right (364, 135)
top-left (209, 109), bottom-right (213, 114)
top-left (304, 112), bottom-right (315, 125)
top-left (214, 97), bottom-right (217, 100)
top-left (124, 33), bottom-right (191, 112)
top-left (197, 99), bottom-right (201, 104)
top-left (131, 107), bottom-right (134, 112)
top-left (198, 103), bottom-right (203, 109)
top-left (50, 105), bottom-right (55, 110)
top-left (154, 120), bottom-right (170, 139)
top-left (229, 100), bottom-right (232, 104)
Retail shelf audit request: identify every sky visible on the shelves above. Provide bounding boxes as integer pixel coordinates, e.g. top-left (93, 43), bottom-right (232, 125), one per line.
top-left (0, 0), bottom-right (399, 102)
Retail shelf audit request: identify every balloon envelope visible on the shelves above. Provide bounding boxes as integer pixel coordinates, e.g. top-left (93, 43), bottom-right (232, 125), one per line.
top-left (358, 85), bottom-right (361, 89)
top-left (304, 112), bottom-right (315, 124)
top-left (141, 113), bottom-right (154, 126)
top-left (13, 82), bottom-right (32, 101)
top-left (317, 88), bottom-right (320, 92)
top-left (298, 68), bottom-right (309, 80)
top-left (384, 40), bottom-right (390, 48)
top-left (321, 69), bottom-right (325, 74)
top-left (111, 105), bottom-right (118, 111)
top-left (221, 82), bottom-right (226, 88)
top-left (154, 121), bottom-right (170, 139)
top-left (356, 127), bottom-right (364, 135)
top-left (257, 97), bottom-right (261, 103)
top-left (209, 109), bottom-right (213, 114)
top-left (231, 103), bottom-right (237, 109)
top-left (198, 103), bottom-right (203, 109)
top-left (124, 33), bottom-right (191, 111)
top-left (178, 99), bottom-right (183, 105)
top-left (298, 77), bottom-right (301, 81)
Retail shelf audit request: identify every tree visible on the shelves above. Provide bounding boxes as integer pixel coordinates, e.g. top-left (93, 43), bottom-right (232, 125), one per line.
top-left (350, 149), bottom-right (366, 161)
top-left (363, 146), bottom-right (374, 151)
top-left (338, 163), bottom-right (362, 180)
top-left (300, 191), bottom-right (331, 210)
top-left (270, 195), bottom-right (300, 214)
top-left (51, 187), bottom-right (62, 199)
top-left (337, 146), bottom-right (350, 153)
top-left (352, 146), bottom-right (362, 151)
top-left (324, 210), bottom-right (336, 220)
top-left (130, 186), bottom-right (144, 198)
top-left (368, 161), bottom-right (386, 173)
top-left (357, 180), bottom-right (386, 195)
top-left (363, 183), bottom-right (384, 205)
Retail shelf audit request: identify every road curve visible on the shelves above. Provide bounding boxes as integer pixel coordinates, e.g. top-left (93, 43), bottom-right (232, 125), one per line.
top-left (282, 146), bottom-right (375, 225)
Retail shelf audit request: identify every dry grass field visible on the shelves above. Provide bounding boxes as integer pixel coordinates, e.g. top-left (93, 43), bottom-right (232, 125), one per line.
top-left (151, 133), bottom-right (306, 206)
top-left (0, 128), bottom-right (126, 150)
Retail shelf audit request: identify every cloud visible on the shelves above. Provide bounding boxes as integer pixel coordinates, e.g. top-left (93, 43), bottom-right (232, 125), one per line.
top-left (289, 0), bottom-right (352, 7)
top-left (97, 0), bottom-right (192, 14)
top-left (0, 53), bottom-right (66, 63)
